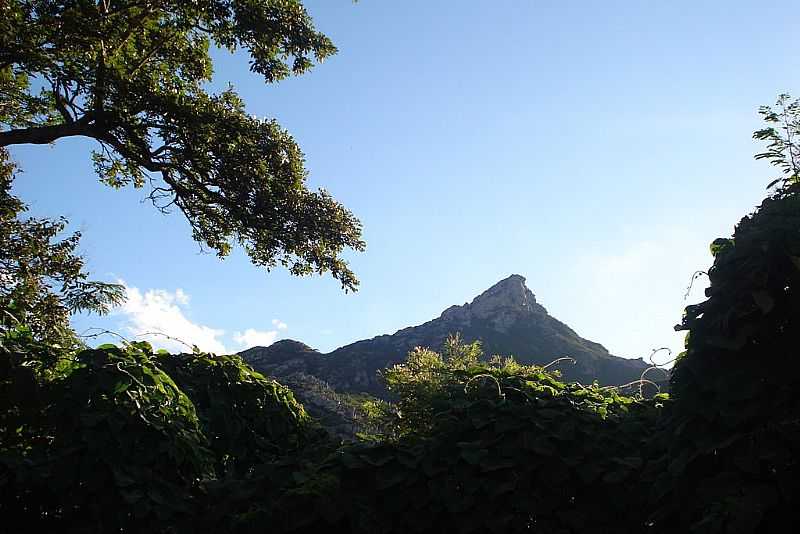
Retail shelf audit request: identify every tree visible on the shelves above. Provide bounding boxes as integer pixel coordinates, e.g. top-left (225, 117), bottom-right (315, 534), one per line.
top-left (0, 148), bottom-right (124, 353)
top-left (0, 0), bottom-right (365, 291)
top-left (379, 334), bottom-right (485, 437)
top-left (753, 93), bottom-right (800, 191)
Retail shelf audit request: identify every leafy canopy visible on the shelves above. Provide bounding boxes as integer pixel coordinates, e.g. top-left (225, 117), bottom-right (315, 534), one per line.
top-left (0, 336), bottom-right (329, 533)
top-left (0, 0), bottom-right (365, 290)
top-left (379, 334), bottom-right (655, 439)
top-left (753, 93), bottom-right (800, 191)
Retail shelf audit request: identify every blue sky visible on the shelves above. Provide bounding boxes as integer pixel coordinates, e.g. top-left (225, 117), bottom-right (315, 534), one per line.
top-left (9, 0), bottom-right (800, 362)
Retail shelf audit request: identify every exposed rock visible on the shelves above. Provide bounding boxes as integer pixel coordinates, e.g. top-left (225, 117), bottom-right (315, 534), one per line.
top-left (441, 274), bottom-right (547, 332)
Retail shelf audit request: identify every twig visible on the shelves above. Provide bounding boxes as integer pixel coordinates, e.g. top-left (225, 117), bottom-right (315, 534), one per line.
top-left (542, 356), bottom-right (576, 370)
top-left (135, 330), bottom-right (198, 352)
top-left (464, 373), bottom-right (504, 399)
top-left (684, 271), bottom-right (708, 299)
top-left (647, 347), bottom-right (675, 367)
top-left (78, 327), bottom-right (131, 344)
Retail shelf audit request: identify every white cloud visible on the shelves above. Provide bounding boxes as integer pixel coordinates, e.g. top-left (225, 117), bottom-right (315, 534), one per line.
top-left (233, 328), bottom-right (279, 349)
top-left (174, 288), bottom-right (190, 306)
top-left (113, 282), bottom-right (288, 353)
top-left (118, 283), bottom-right (228, 354)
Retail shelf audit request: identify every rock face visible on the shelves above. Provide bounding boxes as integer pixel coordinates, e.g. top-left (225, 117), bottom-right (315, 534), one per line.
top-left (241, 275), bottom-right (649, 397)
top-left (440, 274), bottom-right (544, 332)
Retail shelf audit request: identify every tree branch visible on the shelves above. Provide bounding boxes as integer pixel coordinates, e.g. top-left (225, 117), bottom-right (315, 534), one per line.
top-left (52, 81), bottom-right (75, 124)
top-left (109, 9), bottom-right (157, 58)
top-left (0, 116), bottom-right (94, 147)
top-left (129, 32), bottom-right (180, 77)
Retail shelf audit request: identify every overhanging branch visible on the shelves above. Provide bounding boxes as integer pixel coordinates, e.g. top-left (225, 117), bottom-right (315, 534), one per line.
top-left (0, 116), bottom-right (94, 147)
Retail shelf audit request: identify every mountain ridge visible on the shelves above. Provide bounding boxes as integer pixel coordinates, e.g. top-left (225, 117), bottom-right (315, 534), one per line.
top-left (241, 275), bottom-right (649, 397)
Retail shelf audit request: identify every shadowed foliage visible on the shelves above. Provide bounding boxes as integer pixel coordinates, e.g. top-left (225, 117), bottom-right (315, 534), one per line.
top-left (155, 351), bottom-right (321, 477)
top-left (219, 338), bottom-right (667, 534)
top-left (648, 94), bottom-right (800, 533)
top-left (0, 340), bottom-right (214, 532)
top-left (0, 338), bottom-right (330, 533)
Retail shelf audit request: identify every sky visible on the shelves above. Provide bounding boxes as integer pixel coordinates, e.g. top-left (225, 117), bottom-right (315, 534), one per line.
top-left (9, 0), bottom-right (800, 364)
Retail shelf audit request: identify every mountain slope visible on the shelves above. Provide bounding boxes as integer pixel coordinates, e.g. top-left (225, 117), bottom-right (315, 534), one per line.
top-left (241, 275), bottom-right (649, 397)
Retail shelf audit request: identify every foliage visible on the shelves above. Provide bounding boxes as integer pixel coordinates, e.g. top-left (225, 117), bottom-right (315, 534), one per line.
top-left (380, 334), bottom-right (508, 437)
top-left (653, 94), bottom-right (800, 533)
top-left (223, 337), bottom-right (668, 534)
top-left (349, 394), bottom-right (395, 441)
top-left (155, 351), bottom-right (319, 477)
top-left (0, 0), bottom-right (364, 290)
top-left (0, 340), bottom-right (215, 533)
top-left (0, 148), bottom-right (124, 352)
top-left (753, 94), bottom-right (800, 190)
top-left (1, 336), bottom-right (333, 533)
top-left (274, 370), bottom-right (393, 441)
top-left (0, 323), bottom-right (54, 457)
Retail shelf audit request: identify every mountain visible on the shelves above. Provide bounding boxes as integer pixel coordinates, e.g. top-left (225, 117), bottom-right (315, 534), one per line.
top-left (241, 275), bottom-right (650, 398)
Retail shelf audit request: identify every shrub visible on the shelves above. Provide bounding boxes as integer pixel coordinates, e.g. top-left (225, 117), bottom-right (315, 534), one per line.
top-left (0, 341), bottom-right (214, 533)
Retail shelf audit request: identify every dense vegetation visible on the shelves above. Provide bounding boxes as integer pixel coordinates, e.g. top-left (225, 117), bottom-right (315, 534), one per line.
top-left (648, 95), bottom-right (800, 532)
top-left (0, 334), bottom-right (323, 532)
top-left (219, 340), bottom-right (666, 534)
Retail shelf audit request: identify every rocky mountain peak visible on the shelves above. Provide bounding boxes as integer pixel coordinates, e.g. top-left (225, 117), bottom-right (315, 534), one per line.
top-left (439, 274), bottom-right (545, 332)
top-left (241, 273), bottom-right (650, 399)
top-left (470, 274), bottom-right (538, 318)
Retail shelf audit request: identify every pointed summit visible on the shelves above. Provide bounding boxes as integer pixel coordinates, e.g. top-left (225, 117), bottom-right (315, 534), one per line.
top-left (470, 274), bottom-right (541, 318)
top-left (440, 274), bottom-right (546, 332)
top-left (242, 274), bottom-right (649, 398)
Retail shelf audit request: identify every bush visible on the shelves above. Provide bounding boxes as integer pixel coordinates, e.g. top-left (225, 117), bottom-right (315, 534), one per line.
top-left (0, 333), bottom-right (336, 533)
top-left (155, 351), bottom-right (320, 477)
top-left (0, 341), bottom-right (214, 533)
top-left (651, 190), bottom-right (800, 532)
top-left (226, 338), bottom-right (667, 534)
